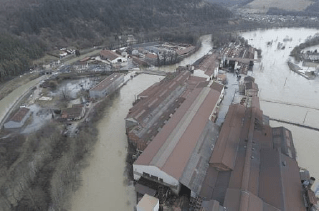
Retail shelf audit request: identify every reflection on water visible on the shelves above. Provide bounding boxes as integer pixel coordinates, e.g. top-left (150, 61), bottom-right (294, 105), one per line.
top-left (70, 74), bottom-right (164, 211)
top-left (241, 28), bottom-right (319, 190)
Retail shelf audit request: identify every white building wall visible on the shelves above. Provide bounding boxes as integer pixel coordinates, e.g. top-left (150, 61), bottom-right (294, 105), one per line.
top-left (133, 164), bottom-right (181, 194)
top-left (154, 200), bottom-right (159, 211)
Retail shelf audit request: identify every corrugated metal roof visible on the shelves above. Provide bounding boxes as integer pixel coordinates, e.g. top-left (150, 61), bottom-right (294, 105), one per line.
top-left (90, 73), bottom-right (123, 92)
top-left (180, 121), bottom-right (220, 195)
top-left (135, 87), bottom-right (221, 182)
top-left (210, 82), bottom-right (224, 93)
top-left (209, 104), bottom-right (246, 171)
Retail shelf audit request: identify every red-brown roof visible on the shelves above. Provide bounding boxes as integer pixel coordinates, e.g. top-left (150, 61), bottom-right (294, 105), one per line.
top-left (210, 82), bottom-right (224, 93)
top-left (209, 104), bottom-right (246, 171)
top-left (135, 87), bottom-right (220, 180)
top-left (100, 50), bottom-right (119, 61)
top-left (10, 107), bottom-right (30, 122)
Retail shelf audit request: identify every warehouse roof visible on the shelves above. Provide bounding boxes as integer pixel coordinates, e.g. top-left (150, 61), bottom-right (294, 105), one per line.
top-left (209, 104), bottom-right (246, 171)
top-left (210, 81), bottom-right (224, 93)
top-left (90, 73), bottom-right (123, 92)
top-left (100, 50), bottom-right (119, 61)
top-left (135, 87), bottom-right (220, 182)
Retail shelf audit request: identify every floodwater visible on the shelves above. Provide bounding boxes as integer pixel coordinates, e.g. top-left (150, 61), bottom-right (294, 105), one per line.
top-left (70, 74), bottom-right (164, 211)
top-left (241, 28), bottom-right (319, 191)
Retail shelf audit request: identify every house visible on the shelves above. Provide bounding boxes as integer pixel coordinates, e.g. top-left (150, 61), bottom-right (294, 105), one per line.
top-left (4, 107), bottom-right (31, 129)
top-left (61, 104), bottom-right (85, 121)
top-left (100, 50), bottom-right (127, 63)
top-left (136, 194), bottom-right (159, 211)
top-left (133, 86), bottom-right (221, 195)
top-left (89, 73), bottom-right (124, 98)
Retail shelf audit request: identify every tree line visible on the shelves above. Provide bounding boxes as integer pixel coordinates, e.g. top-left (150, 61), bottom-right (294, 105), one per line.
top-left (0, 34), bottom-right (46, 81)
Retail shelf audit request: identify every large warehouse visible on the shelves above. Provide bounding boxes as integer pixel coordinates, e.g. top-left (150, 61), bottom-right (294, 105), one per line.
top-left (133, 85), bottom-right (221, 195)
top-left (89, 73), bottom-right (124, 98)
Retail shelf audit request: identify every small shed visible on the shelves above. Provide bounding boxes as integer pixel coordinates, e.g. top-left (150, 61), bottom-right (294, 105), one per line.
top-left (4, 107), bottom-right (31, 129)
top-left (136, 194), bottom-right (159, 211)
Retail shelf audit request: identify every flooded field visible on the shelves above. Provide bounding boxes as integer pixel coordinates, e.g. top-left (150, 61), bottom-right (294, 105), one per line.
top-left (70, 74), bottom-right (164, 211)
top-left (241, 28), bottom-right (319, 191)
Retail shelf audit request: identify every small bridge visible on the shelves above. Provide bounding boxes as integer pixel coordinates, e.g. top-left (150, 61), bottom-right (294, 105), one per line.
top-left (140, 70), bottom-right (167, 76)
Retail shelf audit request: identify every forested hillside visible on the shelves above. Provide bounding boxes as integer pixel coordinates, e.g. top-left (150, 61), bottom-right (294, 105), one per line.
top-left (0, 0), bottom-right (232, 81)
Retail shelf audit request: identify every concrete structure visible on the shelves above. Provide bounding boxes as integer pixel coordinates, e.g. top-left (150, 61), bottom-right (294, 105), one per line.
top-left (133, 85), bottom-right (221, 195)
top-left (136, 194), bottom-right (159, 211)
top-left (199, 96), bottom-right (316, 211)
top-left (89, 73), bottom-right (124, 98)
top-left (4, 107), bottom-right (31, 129)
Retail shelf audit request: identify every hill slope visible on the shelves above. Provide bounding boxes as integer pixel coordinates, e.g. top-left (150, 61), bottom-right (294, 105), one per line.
top-left (0, 0), bottom-right (232, 81)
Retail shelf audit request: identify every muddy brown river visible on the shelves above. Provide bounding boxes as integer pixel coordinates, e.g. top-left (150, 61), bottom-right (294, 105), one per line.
top-left (69, 74), bottom-right (164, 211)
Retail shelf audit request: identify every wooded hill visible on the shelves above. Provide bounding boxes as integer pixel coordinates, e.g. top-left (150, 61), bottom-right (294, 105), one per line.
top-left (0, 0), bottom-right (232, 81)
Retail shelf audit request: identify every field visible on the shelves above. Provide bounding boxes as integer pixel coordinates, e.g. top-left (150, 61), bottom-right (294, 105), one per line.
top-left (243, 0), bottom-right (314, 13)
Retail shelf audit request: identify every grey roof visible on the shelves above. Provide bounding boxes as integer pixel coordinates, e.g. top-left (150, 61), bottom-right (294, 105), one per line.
top-left (135, 183), bottom-right (157, 196)
top-left (180, 121), bottom-right (220, 195)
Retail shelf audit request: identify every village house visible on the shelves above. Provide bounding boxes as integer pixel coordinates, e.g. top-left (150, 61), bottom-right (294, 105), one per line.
top-left (100, 50), bottom-right (127, 63)
top-left (4, 107), bottom-right (31, 129)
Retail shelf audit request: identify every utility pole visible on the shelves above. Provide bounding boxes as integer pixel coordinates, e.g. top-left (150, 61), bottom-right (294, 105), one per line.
top-left (283, 77), bottom-right (288, 87)
top-left (303, 110), bottom-right (309, 124)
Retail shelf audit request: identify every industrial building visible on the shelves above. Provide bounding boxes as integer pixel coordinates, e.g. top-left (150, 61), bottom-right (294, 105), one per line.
top-left (131, 78), bottom-right (317, 211)
top-left (89, 73), bottom-right (124, 98)
top-left (133, 84), bottom-right (222, 195)
top-left (126, 71), bottom-right (224, 151)
top-left (125, 71), bottom-right (191, 150)
top-left (4, 107), bottom-right (31, 129)
top-left (199, 97), bottom-right (317, 211)
top-left (219, 43), bottom-right (256, 74)
top-left (193, 54), bottom-right (219, 80)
